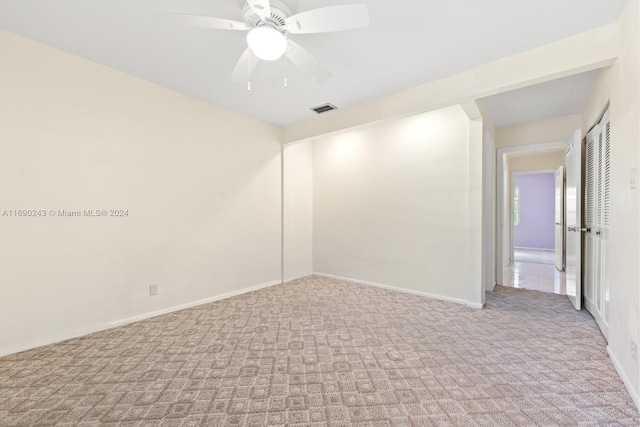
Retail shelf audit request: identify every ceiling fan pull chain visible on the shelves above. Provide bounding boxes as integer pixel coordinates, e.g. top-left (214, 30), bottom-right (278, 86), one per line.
top-left (247, 52), bottom-right (252, 92)
top-left (284, 48), bottom-right (288, 88)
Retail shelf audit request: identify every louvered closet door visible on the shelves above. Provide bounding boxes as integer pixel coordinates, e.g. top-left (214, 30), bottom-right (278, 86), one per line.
top-left (599, 112), bottom-right (611, 338)
top-left (595, 127), bottom-right (604, 321)
top-left (584, 127), bottom-right (598, 315)
top-left (584, 108), bottom-right (610, 340)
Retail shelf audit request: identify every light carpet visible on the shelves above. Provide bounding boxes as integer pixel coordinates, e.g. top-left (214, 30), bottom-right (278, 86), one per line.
top-left (1, 276), bottom-right (638, 426)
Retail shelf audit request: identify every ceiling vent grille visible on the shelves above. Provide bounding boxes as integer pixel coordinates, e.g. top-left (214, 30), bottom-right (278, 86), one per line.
top-left (311, 103), bottom-right (337, 114)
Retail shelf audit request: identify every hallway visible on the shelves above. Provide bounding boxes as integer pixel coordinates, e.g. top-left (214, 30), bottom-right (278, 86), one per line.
top-left (502, 249), bottom-right (566, 295)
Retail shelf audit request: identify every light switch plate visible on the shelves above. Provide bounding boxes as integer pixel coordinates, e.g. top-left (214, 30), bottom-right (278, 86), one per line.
top-left (630, 166), bottom-right (638, 189)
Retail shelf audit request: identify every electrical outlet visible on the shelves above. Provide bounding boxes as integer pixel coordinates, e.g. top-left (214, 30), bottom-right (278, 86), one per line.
top-left (630, 166), bottom-right (639, 189)
top-left (149, 284), bottom-right (158, 296)
top-left (632, 341), bottom-right (638, 362)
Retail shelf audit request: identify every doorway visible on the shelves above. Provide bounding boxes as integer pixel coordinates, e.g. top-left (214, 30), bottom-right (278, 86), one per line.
top-left (497, 143), bottom-right (568, 295)
top-left (512, 170), bottom-right (556, 260)
top-left (496, 144), bottom-right (567, 270)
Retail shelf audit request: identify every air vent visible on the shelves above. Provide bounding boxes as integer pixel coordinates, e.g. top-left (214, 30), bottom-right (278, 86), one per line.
top-left (311, 103), bottom-right (337, 114)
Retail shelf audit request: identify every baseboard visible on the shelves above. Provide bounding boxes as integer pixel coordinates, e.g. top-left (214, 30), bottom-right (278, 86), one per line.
top-left (467, 301), bottom-right (485, 309)
top-left (314, 272), bottom-right (470, 307)
top-left (284, 274), bottom-right (313, 283)
top-left (514, 247), bottom-right (554, 252)
top-left (0, 279), bottom-right (281, 358)
top-left (607, 346), bottom-right (640, 412)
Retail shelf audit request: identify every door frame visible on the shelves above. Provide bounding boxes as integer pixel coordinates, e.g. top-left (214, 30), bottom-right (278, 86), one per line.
top-left (510, 169), bottom-right (558, 256)
top-left (496, 141), bottom-right (569, 283)
top-left (554, 165), bottom-right (565, 271)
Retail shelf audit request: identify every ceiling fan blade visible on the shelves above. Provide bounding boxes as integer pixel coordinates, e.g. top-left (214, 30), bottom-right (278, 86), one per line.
top-left (286, 40), bottom-right (331, 83)
top-left (285, 4), bottom-right (369, 34)
top-left (153, 13), bottom-right (250, 31)
top-left (247, 0), bottom-right (271, 21)
top-left (231, 48), bottom-right (260, 83)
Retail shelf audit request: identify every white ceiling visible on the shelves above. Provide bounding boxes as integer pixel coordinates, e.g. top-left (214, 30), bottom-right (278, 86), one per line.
top-left (0, 0), bottom-right (627, 127)
top-left (482, 70), bottom-right (600, 128)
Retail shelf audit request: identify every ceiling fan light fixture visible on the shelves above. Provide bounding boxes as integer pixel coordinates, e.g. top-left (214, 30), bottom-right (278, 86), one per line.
top-left (246, 26), bottom-right (287, 61)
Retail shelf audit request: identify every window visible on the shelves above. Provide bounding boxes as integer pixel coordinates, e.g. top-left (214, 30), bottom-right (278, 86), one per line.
top-left (513, 187), bottom-right (520, 226)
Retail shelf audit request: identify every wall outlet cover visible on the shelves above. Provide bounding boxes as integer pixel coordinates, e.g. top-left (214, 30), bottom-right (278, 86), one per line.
top-left (630, 166), bottom-right (638, 189)
top-left (149, 284), bottom-right (158, 296)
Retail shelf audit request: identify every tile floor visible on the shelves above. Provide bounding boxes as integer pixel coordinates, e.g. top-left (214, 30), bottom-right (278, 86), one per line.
top-left (513, 248), bottom-right (555, 265)
top-left (503, 249), bottom-right (566, 295)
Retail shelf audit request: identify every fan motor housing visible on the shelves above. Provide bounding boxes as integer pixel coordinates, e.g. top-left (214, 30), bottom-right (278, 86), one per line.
top-left (243, 0), bottom-right (291, 29)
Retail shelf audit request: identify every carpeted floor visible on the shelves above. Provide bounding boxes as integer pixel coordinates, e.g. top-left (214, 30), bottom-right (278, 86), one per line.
top-left (1, 276), bottom-right (638, 426)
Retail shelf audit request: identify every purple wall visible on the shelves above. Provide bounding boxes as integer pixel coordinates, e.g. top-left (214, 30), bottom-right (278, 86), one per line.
top-left (513, 173), bottom-right (555, 250)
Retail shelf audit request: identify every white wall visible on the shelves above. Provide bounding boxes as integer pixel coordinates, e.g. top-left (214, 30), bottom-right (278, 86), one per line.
top-left (0, 31), bottom-right (283, 355)
top-left (507, 150), bottom-right (566, 172)
top-left (581, 0), bottom-right (640, 407)
top-left (283, 141), bottom-right (313, 281)
top-left (467, 118), bottom-right (484, 307)
top-left (496, 115), bottom-right (582, 148)
top-left (483, 130), bottom-right (497, 291)
top-left (312, 105), bottom-right (482, 306)
top-left (477, 100), bottom-right (497, 289)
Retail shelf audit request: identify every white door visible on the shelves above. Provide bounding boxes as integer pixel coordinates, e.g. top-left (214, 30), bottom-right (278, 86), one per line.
top-left (554, 166), bottom-right (564, 271)
top-left (584, 109), bottom-right (610, 339)
top-left (565, 129), bottom-right (582, 310)
top-left (599, 112), bottom-right (611, 338)
top-left (584, 126), bottom-right (598, 318)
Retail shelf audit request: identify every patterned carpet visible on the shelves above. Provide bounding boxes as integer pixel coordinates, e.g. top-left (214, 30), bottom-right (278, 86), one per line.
top-left (0, 276), bottom-right (638, 426)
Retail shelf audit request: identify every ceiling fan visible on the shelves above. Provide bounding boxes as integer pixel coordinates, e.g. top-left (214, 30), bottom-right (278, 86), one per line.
top-left (156, 0), bottom-right (370, 84)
